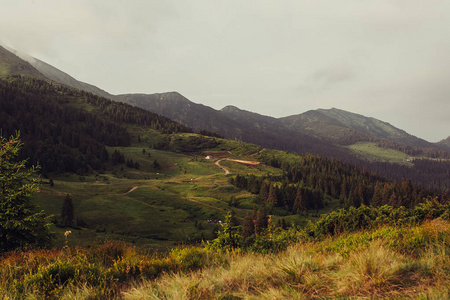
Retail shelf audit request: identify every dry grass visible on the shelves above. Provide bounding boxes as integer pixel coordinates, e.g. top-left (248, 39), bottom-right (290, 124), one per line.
top-left (123, 220), bottom-right (450, 300)
top-left (3, 220), bottom-right (450, 299)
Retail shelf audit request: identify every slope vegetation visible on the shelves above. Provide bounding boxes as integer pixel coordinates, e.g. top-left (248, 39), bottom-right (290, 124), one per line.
top-left (0, 46), bottom-right (46, 79)
top-left (6, 46), bottom-right (116, 100)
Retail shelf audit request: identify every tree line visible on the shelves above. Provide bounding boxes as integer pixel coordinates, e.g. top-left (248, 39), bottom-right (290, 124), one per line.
top-left (0, 76), bottom-right (192, 174)
top-left (230, 151), bottom-right (449, 214)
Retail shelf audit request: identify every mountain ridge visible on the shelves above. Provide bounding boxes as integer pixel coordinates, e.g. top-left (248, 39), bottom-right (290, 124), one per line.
top-left (280, 107), bottom-right (433, 148)
top-left (1, 45), bottom-right (447, 160)
top-left (5, 46), bottom-right (116, 101)
top-left (0, 45), bottom-right (46, 79)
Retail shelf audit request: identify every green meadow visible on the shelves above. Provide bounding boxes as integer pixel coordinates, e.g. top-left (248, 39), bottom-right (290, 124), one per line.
top-left (33, 135), bottom-right (308, 249)
top-left (347, 142), bottom-right (414, 165)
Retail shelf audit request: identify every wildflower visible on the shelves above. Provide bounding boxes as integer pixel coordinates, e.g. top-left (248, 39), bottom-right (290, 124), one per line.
top-left (64, 230), bottom-right (72, 247)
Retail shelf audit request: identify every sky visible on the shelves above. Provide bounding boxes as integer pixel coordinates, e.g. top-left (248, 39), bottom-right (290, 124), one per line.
top-left (1, 0), bottom-right (449, 142)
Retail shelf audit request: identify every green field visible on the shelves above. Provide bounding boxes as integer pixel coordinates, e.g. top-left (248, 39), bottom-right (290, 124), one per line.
top-left (346, 142), bottom-right (414, 165)
top-left (32, 134), bottom-right (342, 249)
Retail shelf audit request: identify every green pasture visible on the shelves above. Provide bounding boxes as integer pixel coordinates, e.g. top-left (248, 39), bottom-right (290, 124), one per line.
top-left (33, 137), bottom-right (336, 249)
top-left (346, 142), bottom-right (413, 165)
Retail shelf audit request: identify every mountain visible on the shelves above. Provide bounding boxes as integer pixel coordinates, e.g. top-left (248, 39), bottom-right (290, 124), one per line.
top-left (117, 93), bottom-right (352, 159)
top-left (118, 91), bottom-right (450, 163)
top-left (0, 76), bottom-right (190, 174)
top-left (280, 108), bottom-right (432, 148)
top-left (116, 92), bottom-right (244, 138)
top-left (5, 46), bottom-right (116, 100)
top-left (0, 45), bottom-right (46, 79)
top-left (438, 136), bottom-right (450, 151)
top-left (2, 45), bottom-right (442, 157)
top-left (2, 46), bottom-right (448, 190)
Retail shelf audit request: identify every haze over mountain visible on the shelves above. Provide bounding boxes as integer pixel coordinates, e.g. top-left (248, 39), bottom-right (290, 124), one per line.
top-left (117, 91), bottom-right (447, 159)
top-left (117, 92), bottom-right (350, 160)
top-left (1, 45), bottom-right (448, 163)
top-left (1, 44), bottom-right (450, 193)
top-left (5, 46), bottom-right (116, 101)
top-left (280, 108), bottom-right (433, 148)
top-left (0, 46), bottom-right (46, 79)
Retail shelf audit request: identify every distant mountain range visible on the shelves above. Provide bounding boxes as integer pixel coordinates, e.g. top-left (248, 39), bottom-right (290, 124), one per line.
top-left (438, 136), bottom-right (450, 151)
top-left (1, 45), bottom-right (448, 162)
top-left (116, 91), bottom-right (447, 159)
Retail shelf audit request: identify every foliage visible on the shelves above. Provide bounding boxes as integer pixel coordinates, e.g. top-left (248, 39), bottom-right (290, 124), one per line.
top-left (232, 150), bottom-right (447, 215)
top-left (208, 209), bottom-right (300, 254)
top-left (3, 218), bottom-right (450, 298)
top-left (170, 135), bottom-right (220, 152)
top-left (307, 199), bottom-right (450, 238)
top-left (0, 133), bottom-right (52, 252)
top-left (206, 211), bottom-right (242, 252)
top-left (0, 76), bottom-right (191, 174)
top-left (0, 240), bottom-right (213, 299)
top-left (60, 194), bottom-right (74, 227)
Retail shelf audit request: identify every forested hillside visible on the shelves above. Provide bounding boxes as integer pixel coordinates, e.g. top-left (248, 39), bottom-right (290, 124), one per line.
top-left (0, 76), bottom-right (191, 174)
top-left (231, 150), bottom-right (448, 214)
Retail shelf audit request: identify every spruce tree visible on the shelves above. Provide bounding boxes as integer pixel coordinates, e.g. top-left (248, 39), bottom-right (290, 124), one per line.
top-left (255, 206), bottom-right (268, 235)
top-left (61, 194), bottom-right (74, 227)
top-left (266, 184), bottom-right (278, 206)
top-left (242, 212), bottom-right (255, 240)
top-left (0, 133), bottom-right (52, 252)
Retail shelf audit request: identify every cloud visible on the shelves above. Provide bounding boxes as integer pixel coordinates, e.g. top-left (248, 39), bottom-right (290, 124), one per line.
top-left (1, 0), bottom-right (449, 141)
top-left (298, 65), bottom-right (355, 95)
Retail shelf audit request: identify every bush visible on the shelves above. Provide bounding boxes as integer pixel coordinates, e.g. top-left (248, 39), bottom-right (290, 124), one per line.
top-left (308, 200), bottom-right (450, 239)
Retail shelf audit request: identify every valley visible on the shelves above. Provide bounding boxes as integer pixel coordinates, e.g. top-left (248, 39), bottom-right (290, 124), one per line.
top-left (36, 142), bottom-right (309, 249)
top-left (1, 45), bottom-right (450, 298)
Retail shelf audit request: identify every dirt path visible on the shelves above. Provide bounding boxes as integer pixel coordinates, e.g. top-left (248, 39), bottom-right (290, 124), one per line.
top-left (122, 186), bottom-right (139, 195)
top-left (249, 148), bottom-right (266, 158)
top-left (214, 149), bottom-right (265, 175)
top-left (215, 159), bottom-right (231, 175)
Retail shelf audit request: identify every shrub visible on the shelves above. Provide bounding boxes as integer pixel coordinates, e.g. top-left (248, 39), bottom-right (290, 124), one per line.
top-left (308, 201), bottom-right (450, 239)
top-left (170, 247), bottom-right (207, 272)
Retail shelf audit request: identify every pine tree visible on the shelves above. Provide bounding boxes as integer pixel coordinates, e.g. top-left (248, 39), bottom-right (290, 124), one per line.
top-left (0, 133), bottom-right (52, 252)
top-left (293, 188), bottom-right (307, 214)
top-left (266, 184), bottom-right (278, 206)
top-left (153, 159), bottom-right (161, 169)
top-left (61, 194), bottom-right (74, 227)
top-left (242, 212), bottom-right (255, 240)
top-left (255, 206), bottom-right (268, 235)
top-left (259, 181), bottom-right (270, 200)
top-left (372, 183), bottom-right (383, 206)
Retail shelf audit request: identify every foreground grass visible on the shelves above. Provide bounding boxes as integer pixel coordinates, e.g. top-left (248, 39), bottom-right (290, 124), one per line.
top-left (2, 219), bottom-right (450, 299)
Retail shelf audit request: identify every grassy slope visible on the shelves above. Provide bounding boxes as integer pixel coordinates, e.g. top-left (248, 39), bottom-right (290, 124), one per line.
top-left (3, 219), bottom-right (450, 299)
top-left (131, 219), bottom-right (450, 299)
top-left (347, 142), bottom-right (414, 165)
top-left (34, 133), bottom-right (313, 249)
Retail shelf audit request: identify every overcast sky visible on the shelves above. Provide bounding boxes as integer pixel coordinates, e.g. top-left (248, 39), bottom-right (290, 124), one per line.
top-left (1, 1), bottom-right (449, 142)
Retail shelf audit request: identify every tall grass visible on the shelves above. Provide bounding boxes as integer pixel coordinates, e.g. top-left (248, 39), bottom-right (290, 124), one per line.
top-left (124, 219), bottom-right (450, 299)
top-left (3, 219), bottom-right (450, 299)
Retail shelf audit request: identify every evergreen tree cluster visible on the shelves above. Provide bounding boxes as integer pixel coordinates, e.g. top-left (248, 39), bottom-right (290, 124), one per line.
top-left (242, 206), bottom-right (269, 240)
top-left (0, 76), bottom-right (191, 174)
top-left (80, 90), bottom-right (191, 134)
top-left (375, 139), bottom-right (449, 159)
top-left (111, 150), bottom-right (125, 165)
top-left (231, 152), bottom-right (449, 213)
